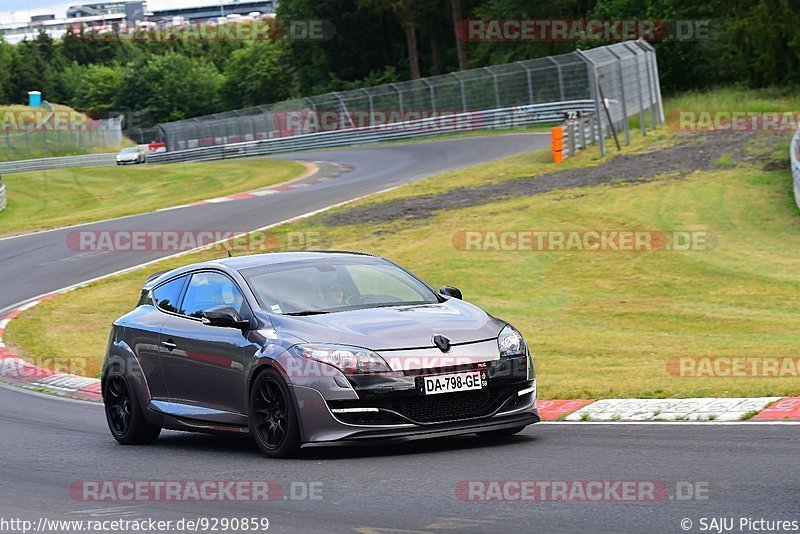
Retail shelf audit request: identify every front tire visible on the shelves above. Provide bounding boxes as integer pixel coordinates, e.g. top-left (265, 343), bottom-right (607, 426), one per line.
top-left (249, 369), bottom-right (301, 458)
top-left (103, 369), bottom-right (160, 445)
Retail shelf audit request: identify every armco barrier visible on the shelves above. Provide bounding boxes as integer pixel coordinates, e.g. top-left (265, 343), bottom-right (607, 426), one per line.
top-left (0, 153), bottom-right (117, 175)
top-left (551, 114), bottom-right (599, 162)
top-left (791, 129), bottom-right (800, 208)
top-left (147, 101), bottom-right (595, 165)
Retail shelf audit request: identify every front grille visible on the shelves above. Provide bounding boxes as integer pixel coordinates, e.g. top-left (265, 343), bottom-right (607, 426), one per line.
top-left (395, 388), bottom-right (493, 422)
top-left (330, 384), bottom-right (522, 424)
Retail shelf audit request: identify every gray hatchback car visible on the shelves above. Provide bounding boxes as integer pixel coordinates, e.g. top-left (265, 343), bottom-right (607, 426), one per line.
top-left (102, 251), bottom-right (539, 457)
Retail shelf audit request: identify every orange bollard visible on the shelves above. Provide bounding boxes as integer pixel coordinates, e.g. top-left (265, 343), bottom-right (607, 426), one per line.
top-left (551, 126), bottom-right (564, 163)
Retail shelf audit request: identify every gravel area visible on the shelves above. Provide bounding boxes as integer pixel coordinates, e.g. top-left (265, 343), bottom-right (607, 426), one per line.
top-left (324, 131), bottom-right (779, 226)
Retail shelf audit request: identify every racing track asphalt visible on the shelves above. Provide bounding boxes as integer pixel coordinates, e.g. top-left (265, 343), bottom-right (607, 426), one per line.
top-left (0, 132), bottom-right (798, 533)
top-left (1, 384), bottom-right (798, 533)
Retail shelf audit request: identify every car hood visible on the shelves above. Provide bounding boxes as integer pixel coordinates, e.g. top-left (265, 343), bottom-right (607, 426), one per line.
top-left (266, 299), bottom-right (505, 351)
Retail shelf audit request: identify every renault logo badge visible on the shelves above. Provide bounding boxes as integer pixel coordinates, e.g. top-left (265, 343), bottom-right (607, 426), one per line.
top-left (433, 334), bottom-right (451, 352)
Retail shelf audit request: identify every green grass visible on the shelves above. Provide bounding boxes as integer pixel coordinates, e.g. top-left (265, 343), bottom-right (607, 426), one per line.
top-left (664, 86), bottom-right (800, 114)
top-left (0, 159), bottom-right (307, 236)
top-left (7, 88), bottom-right (800, 399)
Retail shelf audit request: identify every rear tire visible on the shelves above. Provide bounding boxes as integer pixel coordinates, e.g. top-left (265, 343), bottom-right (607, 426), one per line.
top-left (476, 425), bottom-right (526, 439)
top-left (249, 369), bottom-right (301, 458)
top-left (103, 368), bottom-right (160, 445)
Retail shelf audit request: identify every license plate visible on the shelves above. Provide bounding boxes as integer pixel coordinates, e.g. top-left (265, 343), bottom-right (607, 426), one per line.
top-left (418, 370), bottom-right (487, 395)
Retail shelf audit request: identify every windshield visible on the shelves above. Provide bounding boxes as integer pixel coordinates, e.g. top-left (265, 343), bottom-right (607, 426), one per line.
top-left (121, 148), bottom-right (139, 153)
top-left (240, 257), bottom-right (439, 314)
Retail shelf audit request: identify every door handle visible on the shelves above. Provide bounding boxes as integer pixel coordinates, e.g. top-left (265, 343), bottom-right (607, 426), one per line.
top-left (161, 340), bottom-right (177, 351)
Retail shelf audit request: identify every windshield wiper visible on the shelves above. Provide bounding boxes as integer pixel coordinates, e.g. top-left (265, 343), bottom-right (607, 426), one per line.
top-left (284, 310), bottom-right (332, 316)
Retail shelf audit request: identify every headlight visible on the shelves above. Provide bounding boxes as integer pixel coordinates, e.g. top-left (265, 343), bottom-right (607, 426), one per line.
top-left (291, 344), bottom-right (391, 375)
top-left (498, 325), bottom-right (527, 358)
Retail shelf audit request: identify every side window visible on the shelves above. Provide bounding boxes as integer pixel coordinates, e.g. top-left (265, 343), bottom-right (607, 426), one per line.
top-left (180, 272), bottom-right (246, 319)
top-left (152, 276), bottom-right (187, 313)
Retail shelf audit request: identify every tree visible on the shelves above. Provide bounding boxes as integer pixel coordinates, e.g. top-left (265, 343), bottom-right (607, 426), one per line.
top-left (220, 41), bottom-right (291, 108)
top-left (450, 0), bottom-right (468, 70)
top-left (8, 41), bottom-right (52, 103)
top-left (117, 53), bottom-right (223, 123)
top-left (62, 63), bottom-right (125, 112)
top-left (361, 0), bottom-right (422, 79)
top-left (277, 0), bottom-right (404, 95)
top-left (0, 36), bottom-right (13, 104)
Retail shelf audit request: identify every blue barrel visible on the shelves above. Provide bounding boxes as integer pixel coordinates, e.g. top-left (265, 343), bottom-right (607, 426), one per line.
top-left (28, 91), bottom-right (42, 107)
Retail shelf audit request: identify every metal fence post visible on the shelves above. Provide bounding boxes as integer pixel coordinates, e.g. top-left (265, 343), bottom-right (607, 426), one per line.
top-left (484, 67), bottom-right (501, 109)
top-left (568, 120), bottom-right (576, 157)
top-left (636, 40), bottom-right (664, 125)
top-left (421, 78), bottom-right (435, 113)
top-left (452, 72), bottom-right (468, 112)
top-left (575, 50), bottom-right (605, 156)
top-left (517, 61), bottom-right (535, 104)
top-left (644, 52), bottom-right (657, 128)
top-left (631, 43), bottom-right (657, 129)
top-left (389, 83), bottom-right (404, 115)
top-left (337, 92), bottom-right (360, 129)
top-left (547, 57), bottom-right (566, 101)
top-left (606, 48), bottom-right (630, 145)
top-left (362, 89), bottom-right (374, 117)
top-left (623, 42), bottom-right (648, 136)
top-left (580, 116), bottom-right (587, 148)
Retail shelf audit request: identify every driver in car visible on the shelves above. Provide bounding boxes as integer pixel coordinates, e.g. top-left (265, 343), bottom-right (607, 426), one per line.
top-left (322, 281), bottom-right (346, 308)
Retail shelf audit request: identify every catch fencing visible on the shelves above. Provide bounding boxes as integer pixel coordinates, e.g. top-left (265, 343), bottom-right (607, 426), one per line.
top-left (791, 130), bottom-right (800, 208)
top-left (156, 40), bottom-right (663, 157)
top-left (147, 101), bottom-right (595, 164)
top-left (1, 101), bottom-right (123, 159)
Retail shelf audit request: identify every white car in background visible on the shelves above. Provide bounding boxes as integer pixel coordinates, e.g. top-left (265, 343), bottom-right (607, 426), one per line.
top-left (116, 147), bottom-right (147, 165)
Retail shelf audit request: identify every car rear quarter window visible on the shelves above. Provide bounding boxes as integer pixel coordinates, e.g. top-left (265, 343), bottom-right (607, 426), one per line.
top-left (180, 272), bottom-right (246, 318)
top-left (152, 276), bottom-right (187, 313)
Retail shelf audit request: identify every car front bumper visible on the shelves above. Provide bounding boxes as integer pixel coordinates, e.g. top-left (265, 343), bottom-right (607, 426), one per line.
top-left (288, 353), bottom-right (539, 446)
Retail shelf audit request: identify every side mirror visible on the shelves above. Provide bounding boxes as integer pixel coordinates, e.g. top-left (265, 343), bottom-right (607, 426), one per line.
top-left (202, 305), bottom-right (250, 329)
top-left (439, 286), bottom-right (463, 300)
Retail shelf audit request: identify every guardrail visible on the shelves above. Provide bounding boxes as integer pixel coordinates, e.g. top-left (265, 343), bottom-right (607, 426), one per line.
top-left (0, 153), bottom-right (117, 175)
top-left (563, 115), bottom-right (599, 158)
top-left (551, 114), bottom-right (599, 162)
top-left (791, 130), bottom-right (800, 208)
top-left (0, 180), bottom-right (6, 212)
top-left (147, 101), bottom-right (595, 165)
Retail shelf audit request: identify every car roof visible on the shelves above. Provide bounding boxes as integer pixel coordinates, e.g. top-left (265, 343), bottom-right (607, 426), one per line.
top-left (143, 251), bottom-right (375, 289)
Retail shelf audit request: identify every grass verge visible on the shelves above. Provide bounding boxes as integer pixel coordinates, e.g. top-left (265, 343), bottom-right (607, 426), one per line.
top-left (0, 159), bottom-right (307, 236)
